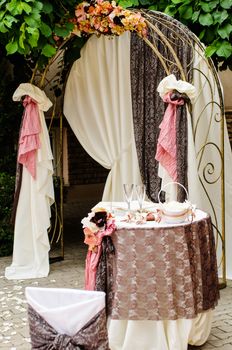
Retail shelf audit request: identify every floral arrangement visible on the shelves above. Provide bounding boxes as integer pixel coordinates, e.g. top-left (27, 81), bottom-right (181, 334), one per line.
top-left (72, 0), bottom-right (147, 37)
top-left (81, 207), bottom-right (116, 252)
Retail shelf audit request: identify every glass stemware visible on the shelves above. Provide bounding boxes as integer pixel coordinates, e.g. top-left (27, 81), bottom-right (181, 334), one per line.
top-left (123, 184), bottom-right (134, 211)
top-left (135, 184), bottom-right (146, 211)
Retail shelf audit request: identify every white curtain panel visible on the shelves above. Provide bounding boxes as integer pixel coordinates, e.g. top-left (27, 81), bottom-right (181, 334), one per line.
top-left (5, 83), bottom-right (54, 280)
top-left (64, 32), bottom-right (142, 201)
top-left (191, 45), bottom-right (232, 279)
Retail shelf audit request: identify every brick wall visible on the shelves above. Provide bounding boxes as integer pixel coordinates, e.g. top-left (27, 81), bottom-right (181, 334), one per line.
top-left (67, 126), bottom-right (109, 185)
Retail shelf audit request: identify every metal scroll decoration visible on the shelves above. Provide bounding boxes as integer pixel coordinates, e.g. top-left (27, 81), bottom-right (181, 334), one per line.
top-left (31, 9), bottom-right (226, 284)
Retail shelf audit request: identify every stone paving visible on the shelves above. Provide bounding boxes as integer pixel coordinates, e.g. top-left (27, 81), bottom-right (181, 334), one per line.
top-left (0, 236), bottom-right (232, 349)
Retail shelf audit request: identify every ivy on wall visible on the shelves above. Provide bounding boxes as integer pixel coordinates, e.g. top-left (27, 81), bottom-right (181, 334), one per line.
top-left (0, 0), bottom-right (231, 69)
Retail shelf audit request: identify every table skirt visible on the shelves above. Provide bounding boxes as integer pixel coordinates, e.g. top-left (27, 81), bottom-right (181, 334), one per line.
top-left (108, 310), bottom-right (213, 350)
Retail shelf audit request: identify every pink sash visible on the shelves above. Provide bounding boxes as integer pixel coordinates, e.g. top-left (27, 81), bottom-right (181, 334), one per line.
top-left (18, 96), bottom-right (41, 179)
top-left (84, 220), bottom-right (116, 290)
top-left (155, 92), bottom-right (185, 181)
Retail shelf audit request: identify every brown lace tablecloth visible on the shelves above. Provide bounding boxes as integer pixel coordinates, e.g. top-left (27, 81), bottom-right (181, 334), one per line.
top-left (108, 213), bottom-right (219, 321)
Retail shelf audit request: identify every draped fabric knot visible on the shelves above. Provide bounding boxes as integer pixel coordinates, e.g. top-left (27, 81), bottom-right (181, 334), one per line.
top-left (53, 333), bottom-right (74, 349)
top-left (18, 95), bottom-right (41, 179)
top-left (155, 91), bottom-right (187, 182)
top-left (84, 221), bottom-right (116, 291)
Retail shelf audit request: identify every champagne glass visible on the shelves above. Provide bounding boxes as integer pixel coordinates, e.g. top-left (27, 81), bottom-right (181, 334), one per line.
top-left (135, 184), bottom-right (146, 212)
top-left (123, 184), bottom-right (134, 211)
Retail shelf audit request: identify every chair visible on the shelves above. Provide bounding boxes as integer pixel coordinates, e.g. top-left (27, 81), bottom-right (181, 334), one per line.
top-left (25, 287), bottom-right (109, 350)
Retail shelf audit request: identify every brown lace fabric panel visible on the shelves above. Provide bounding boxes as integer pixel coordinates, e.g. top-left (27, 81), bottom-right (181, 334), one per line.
top-left (109, 216), bottom-right (219, 320)
top-left (130, 11), bottom-right (194, 201)
top-left (95, 236), bottom-right (115, 315)
top-left (28, 305), bottom-right (110, 350)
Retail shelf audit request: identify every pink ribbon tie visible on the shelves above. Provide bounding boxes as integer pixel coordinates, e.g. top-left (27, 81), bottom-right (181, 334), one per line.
top-left (18, 96), bottom-right (41, 179)
top-left (84, 220), bottom-right (116, 291)
top-left (155, 91), bottom-right (185, 181)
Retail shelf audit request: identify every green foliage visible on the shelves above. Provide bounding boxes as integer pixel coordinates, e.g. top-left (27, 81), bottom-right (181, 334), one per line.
top-left (0, 172), bottom-right (15, 257)
top-left (0, 0), bottom-right (231, 70)
top-left (117, 0), bottom-right (232, 69)
top-left (0, 0), bottom-right (76, 68)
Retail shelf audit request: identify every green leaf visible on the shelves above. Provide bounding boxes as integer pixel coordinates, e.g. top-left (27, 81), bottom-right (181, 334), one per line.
top-left (33, 1), bottom-right (43, 10)
top-left (179, 5), bottom-right (193, 19)
top-left (30, 10), bottom-right (41, 21)
top-left (192, 10), bottom-right (200, 22)
top-left (27, 27), bottom-right (40, 47)
top-left (218, 23), bottom-right (232, 39)
top-left (132, 0), bottom-right (139, 6)
top-left (42, 2), bottom-right (53, 14)
top-left (118, 0), bottom-right (133, 7)
top-left (3, 15), bottom-right (18, 29)
top-left (21, 2), bottom-right (32, 14)
top-left (216, 41), bottom-right (232, 58)
top-left (42, 44), bottom-right (56, 57)
top-left (0, 11), bottom-right (6, 21)
top-left (164, 5), bottom-right (178, 16)
top-left (213, 10), bottom-right (228, 24)
top-left (24, 16), bottom-right (40, 28)
top-left (65, 22), bottom-right (75, 31)
top-left (220, 0), bottom-right (232, 9)
top-left (6, 40), bottom-right (18, 54)
top-left (171, 0), bottom-right (184, 3)
top-left (200, 1), bottom-right (219, 12)
top-left (6, 0), bottom-right (21, 16)
top-left (199, 29), bottom-right (205, 40)
top-left (6, 0), bottom-right (17, 12)
top-left (19, 22), bottom-right (26, 48)
top-left (199, 13), bottom-right (213, 26)
top-left (205, 41), bottom-right (220, 57)
top-left (54, 24), bottom-right (71, 38)
top-left (40, 22), bottom-right (52, 37)
top-left (0, 22), bottom-right (8, 33)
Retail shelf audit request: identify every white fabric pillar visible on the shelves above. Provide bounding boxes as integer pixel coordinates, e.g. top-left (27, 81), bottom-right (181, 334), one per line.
top-left (5, 83), bottom-right (54, 280)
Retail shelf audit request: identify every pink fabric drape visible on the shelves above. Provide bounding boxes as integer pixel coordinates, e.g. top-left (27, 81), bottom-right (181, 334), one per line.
top-left (18, 96), bottom-right (41, 179)
top-left (155, 92), bottom-right (185, 181)
top-left (85, 220), bottom-right (116, 290)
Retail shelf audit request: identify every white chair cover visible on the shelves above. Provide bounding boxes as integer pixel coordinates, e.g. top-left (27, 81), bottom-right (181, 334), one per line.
top-left (25, 287), bottom-right (109, 349)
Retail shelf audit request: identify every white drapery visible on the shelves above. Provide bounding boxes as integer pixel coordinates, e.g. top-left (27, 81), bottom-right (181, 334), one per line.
top-left (64, 32), bottom-right (142, 201)
top-left (5, 84), bottom-right (54, 280)
top-left (190, 45), bottom-right (232, 279)
top-left (64, 33), bottom-right (232, 277)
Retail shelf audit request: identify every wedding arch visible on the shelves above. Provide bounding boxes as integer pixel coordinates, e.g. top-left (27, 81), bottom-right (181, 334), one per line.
top-left (5, 4), bottom-right (232, 285)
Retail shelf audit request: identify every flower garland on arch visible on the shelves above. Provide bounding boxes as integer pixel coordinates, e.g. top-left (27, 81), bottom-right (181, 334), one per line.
top-left (72, 0), bottom-right (147, 37)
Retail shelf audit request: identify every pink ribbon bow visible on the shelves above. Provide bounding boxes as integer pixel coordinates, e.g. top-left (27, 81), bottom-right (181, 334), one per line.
top-left (155, 91), bottom-right (185, 181)
top-left (84, 219), bottom-right (116, 291)
top-left (18, 96), bottom-right (41, 179)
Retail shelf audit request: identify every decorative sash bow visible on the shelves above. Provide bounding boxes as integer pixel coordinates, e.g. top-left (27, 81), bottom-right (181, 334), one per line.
top-left (18, 96), bottom-right (41, 179)
top-left (84, 219), bottom-right (116, 290)
top-left (155, 75), bottom-right (196, 181)
top-left (28, 305), bottom-right (110, 350)
top-left (155, 91), bottom-right (186, 181)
